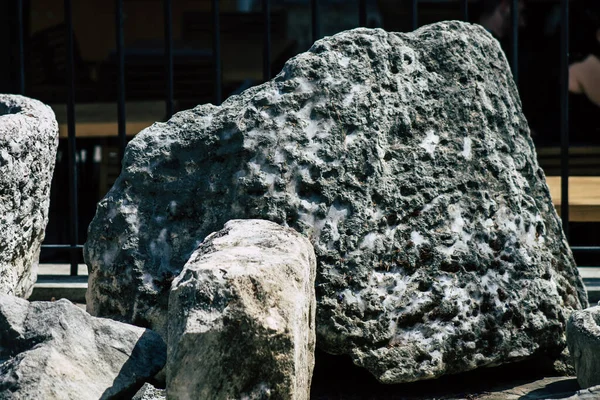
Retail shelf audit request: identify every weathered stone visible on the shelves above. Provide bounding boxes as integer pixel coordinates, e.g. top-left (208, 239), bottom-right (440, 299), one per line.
top-left (167, 219), bottom-right (316, 399)
top-left (0, 295), bottom-right (166, 399)
top-left (0, 95), bottom-right (58, 298)
top-left (563, 385), bottom-right (600, 399)
top-left (567, 306), bottom-right (600, 389)
top-left (85, 22), bottom-right (587, 383)
top-left (132, 383), bottom-right (166, 400)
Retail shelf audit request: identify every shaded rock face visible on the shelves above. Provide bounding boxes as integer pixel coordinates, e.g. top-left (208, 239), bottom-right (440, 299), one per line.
top-left (0, 296), bottom-right (166, 399)
top-left (567, 306), bottom-right (600, 389)
top-left (0, 95), bottom-right (58, 298)
top-left (85, 22), bottom-right (587, 383)
top-left (167, 219), bottom-right (316, 400)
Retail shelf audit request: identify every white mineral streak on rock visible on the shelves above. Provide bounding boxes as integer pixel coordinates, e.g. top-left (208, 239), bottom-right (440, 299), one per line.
top-left (343, 84), bottom-right (364, 107)
top-left (419, 129), bottom-right (439, 156)
top-left (462, 137), bottom-right (472, 160)
top-left (449, 205), bottom-right (465, 233)
top-left (339, 56), bottom-right (351, 68)
top-left (411, 231), bottom-right (427, 246)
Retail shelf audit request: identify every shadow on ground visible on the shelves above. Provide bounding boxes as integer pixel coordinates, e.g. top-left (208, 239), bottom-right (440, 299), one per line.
top-left (310, 349), bottom-right (580, 400)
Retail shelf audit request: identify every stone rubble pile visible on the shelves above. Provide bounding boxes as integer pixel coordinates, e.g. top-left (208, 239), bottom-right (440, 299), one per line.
top-left (0, 20), bottom-right (591, 400)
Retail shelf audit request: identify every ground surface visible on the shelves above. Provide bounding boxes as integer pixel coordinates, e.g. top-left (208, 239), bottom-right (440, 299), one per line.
top-left (310, 350), bottom-right (582, 399)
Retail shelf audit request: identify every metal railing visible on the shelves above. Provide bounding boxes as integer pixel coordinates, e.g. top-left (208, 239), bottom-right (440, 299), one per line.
top-left (10, 0), bottom-right (597, 275)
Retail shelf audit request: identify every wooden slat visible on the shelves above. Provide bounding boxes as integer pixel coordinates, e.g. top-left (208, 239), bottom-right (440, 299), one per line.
top-left (51, 101), bottom-right (167, 138)
top-left (537, 146), bottom-right (600, 177)
top-left (546, 176), bottom-right (600, 222)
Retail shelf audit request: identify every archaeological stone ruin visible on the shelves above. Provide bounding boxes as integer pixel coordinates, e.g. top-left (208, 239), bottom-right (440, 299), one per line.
top-left (0, 18), bottom-right (595, 400)
top-left (84, 19), bottom-right (587, 389)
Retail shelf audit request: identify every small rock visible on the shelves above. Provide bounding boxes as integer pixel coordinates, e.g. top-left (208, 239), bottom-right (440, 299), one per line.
top-left (0, 295), bottom-right (166, 399)
top-left (567, 306), bottom-right (600, 389)
top-left (132, 383), bottom-right (165, 400)
top-left (167, 219), bottom-right (316, 400)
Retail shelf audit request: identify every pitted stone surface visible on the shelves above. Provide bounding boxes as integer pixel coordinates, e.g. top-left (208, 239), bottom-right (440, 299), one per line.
top-left (167, 219), bottom-right (316, 399)
top-left (0, 95), bottom-right (58, 298)
top-left (0, 295), bottom-right (166, 399)
top-left (85, 22), bottom-right (587, 383)
top-left (132, 383), bottom-right (165, 400)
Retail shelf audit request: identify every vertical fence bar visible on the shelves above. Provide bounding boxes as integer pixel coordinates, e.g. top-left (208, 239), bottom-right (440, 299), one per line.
top-left (17, 0), bottom-right (25, 94)
top-left (560, 0), bottom-right (569, 239)
top-left (359, 0), bottom-right (367, 27)
top-left (510, 0), bottom-right (519, 86)
top-left (116, 0), bottom-right (127, 162)
top-left (311, 0), bottom-right (319, 44)
top-left (263, 0), bottom-right (271, 81)
top-left (461, 0), bottom-right (468, 22)
top-left (164, 0), bottom-right (174, 118)
top-left (411, 0), bottom-right (418, 31)
top-left (212, 0), bottom-right (222, 105)
top-left (64, 0), bottom-right (79, 275)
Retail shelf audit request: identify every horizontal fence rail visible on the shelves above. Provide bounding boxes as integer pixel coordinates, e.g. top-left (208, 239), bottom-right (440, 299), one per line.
top-left (6, 0), bottom-right (595, 276)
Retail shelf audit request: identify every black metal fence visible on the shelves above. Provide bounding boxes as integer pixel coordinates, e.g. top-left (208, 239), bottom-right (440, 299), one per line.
top-left (8, 0), bottom-right (598, 275)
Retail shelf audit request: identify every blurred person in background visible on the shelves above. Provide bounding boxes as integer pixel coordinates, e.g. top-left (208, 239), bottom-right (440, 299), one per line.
top-left (478, 0), bottom-right (526, 42)
top-left (568, 2), bottom-right (600, 144)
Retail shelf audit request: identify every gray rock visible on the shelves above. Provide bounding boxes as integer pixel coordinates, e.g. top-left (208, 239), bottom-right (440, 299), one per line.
top-left (567, 306), bottom-right (600, 389)
top-left (0, 295), bottom-right (166, 399)
top-left (167, 219), bottom-right (316, 400)
top-left (0, 95), bottom-right (58, 298)
top-left (563, 385), bottom-right (600, 399)
top-left (132, 383), bottom-right (166, 400)
top-left (85, 22), bottom-right (587, 383)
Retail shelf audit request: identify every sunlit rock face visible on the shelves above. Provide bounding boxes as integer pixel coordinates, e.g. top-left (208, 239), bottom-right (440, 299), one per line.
top-left (168, 219), bottom-right (316, 399)
top-left (0, 94), bottom-right (58, 298)
top-left (0, 296), bottom-right (166, 399)
top-left (85, 21), bottom-right (587, 383)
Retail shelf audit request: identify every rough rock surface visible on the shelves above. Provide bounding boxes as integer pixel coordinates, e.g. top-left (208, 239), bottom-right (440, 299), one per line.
top-left (132, 383), bottom-right (166, 400)
top-left (564, 385), bottom-right (600, 399)
top-left (0, 95), bottom-right (58, 298)
top-left (85, 22), bottom-right (587, 382)
top-left (167, 219), bottom-right (316, 399)
top-left (567, 306), bottom-right (600, 389)
top-left (0, 295), bottom-right (166, 399)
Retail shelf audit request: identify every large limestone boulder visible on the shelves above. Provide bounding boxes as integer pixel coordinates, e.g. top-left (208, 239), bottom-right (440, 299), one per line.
top-left (0, 95), bottom-right (58, 297)
top-left (167, 219), bottom-right (316, 399)
top-left (567, 306), bottom-right (600, 389)
top-left (85, 22), bottom-right (587, 383)
top-left (0, 295), bottom-right (166, 399)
